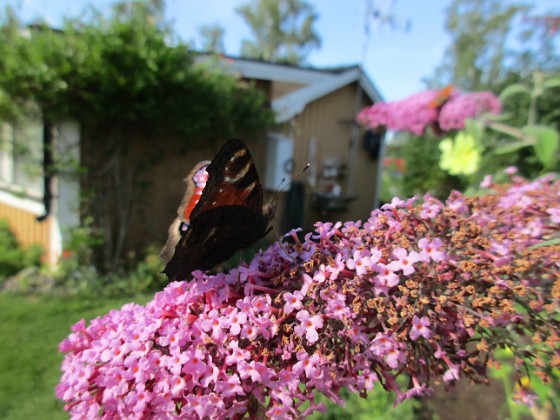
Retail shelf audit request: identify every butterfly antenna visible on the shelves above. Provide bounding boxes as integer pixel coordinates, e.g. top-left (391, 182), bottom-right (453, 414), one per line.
top-left (267, 163), bottom-right (311, 204)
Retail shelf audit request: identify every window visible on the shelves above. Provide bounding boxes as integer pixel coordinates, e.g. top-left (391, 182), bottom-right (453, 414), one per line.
top-left (0, 119), bottom-right (44, 198)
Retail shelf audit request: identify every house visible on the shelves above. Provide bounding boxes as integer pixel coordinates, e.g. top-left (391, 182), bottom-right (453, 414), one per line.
top-left (0, 119), bottom-right (80, 265)
top-left (0, 55), bottom-right (384, 266)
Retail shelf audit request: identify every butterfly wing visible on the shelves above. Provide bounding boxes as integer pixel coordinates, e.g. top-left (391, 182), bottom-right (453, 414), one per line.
top-left (163, 139), bottom-right (274, 281)
top-left (193, 138), bottom-right (264, 216)
top-left (160, 160), bottom-right (210, 264)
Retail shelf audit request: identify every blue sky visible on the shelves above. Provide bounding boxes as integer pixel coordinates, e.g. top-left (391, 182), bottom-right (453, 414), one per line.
top-left (1, 0), bottom-right (558, 101)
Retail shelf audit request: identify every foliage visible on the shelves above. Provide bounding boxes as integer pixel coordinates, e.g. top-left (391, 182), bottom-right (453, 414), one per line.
top-left (386, 134), bottom-right (464, 200)
top-left (497, 71), bottom-right (560, 133)
top-left (198, 23), bottom-right (226, 53)
top-left (56, 175), bottom-right (559, 418)
top-left (445, 72), bottom-right (560, 187)
top-left (431, 0), bottom-right (529, 91)
top-left (490, 349), bottom-right (560, 419)
top-left (236, 0), bottom-right (321, 65)
top-left (0, 218), bottom-right (41, 280)
top-left (310, 384), bottom-right (419, 419)
top-left (0, 292), bottom-right (150, 419)
top-left (53, 252), bottom-right (167, 298)
top-left (0, 4), bottom-right (274, 139)
top-left (378, 156), bottom-right (405, 205)
top-left (47, 216), bottom-right (166, 296)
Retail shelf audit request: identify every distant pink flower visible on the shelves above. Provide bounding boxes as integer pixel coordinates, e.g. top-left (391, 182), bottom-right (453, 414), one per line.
top-left (480, 174), bottom-right (494, 189)
top-left (439, 91), bottom-right (501, 131)
top-left (512, 386), bottom-right (538, 408)
top-left (385, 347), bottom-right (406, 369)
top-left (225, 341), bottom-right (249, 366)
top-left (357, 88), bottom-right (501, 135)
top-left (241, 323), bottom-right (257, 340)
top-left (224, 308), bottom-right (247, 335)
top-left (324, 293), bottom-right (352, 319)
top-left (267, 404), bottom-right (293, 419)
top-left (505, 166), bottom-right (518, 175)
top-left (401, 376), bottom-right (433, 401)
top-left (382, 196), bottom-right (416, 210)
top-left (238, 360), bottom-right (265, 383)
top-left (356, 370), bottom-right (377, 391)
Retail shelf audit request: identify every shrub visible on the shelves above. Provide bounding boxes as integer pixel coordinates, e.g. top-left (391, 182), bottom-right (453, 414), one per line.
top-left (0, 218), bottom-right (41, 280)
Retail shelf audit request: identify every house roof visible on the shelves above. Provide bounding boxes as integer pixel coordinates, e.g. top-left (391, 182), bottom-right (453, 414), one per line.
top-left (195, 54), bottom-right (384, 123)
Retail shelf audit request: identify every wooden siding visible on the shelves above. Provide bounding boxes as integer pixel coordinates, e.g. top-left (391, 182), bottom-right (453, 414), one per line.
top-left (271, 81), bottom-right (307, 99)
top-left (287, 82), bottom-right (377, 227)
top-left (0, 201), bottom-right (50, 259)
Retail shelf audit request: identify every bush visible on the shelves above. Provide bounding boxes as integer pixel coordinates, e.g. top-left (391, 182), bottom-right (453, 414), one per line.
top-left (0, 218), bottom-right (41, 280)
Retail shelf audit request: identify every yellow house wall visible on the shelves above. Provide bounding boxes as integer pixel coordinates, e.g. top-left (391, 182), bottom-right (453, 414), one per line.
top-left (285, 82), bottom-right (377, 227)
top-left (271, 81), bottom-right (307, 100)
top-left (0, 201), bottom-right (51, 262)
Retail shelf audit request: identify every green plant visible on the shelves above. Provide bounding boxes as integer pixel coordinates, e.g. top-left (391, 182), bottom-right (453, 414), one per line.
top-left (490, 348), bottom-right (560, 420)
top-left (310, 386), bottom-right (419, 419)
top-left (438, 73), bottom-right (560, 188)
top-left (391, 133), bottom-right (464, 200)
top-left (0, 218), bottom-right (41, 280)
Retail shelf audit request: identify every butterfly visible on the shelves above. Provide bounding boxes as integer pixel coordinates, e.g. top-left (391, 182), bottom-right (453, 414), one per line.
top-left (161, 139), bottom-right (275, 281)
top-left (429, 84), bottom-right (454, 109)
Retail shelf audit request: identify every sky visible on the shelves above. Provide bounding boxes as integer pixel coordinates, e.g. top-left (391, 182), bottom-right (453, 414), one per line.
top-left (1, 0), bottom-right (559, 101)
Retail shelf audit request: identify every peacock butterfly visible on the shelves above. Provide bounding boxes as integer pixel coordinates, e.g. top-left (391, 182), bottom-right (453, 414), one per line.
top-left (161, 139), bottom-right (275, 281)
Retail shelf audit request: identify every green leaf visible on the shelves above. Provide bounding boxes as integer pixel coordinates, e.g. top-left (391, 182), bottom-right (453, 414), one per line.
top-left (542, 77), bottom-right (560, 90)
top-left (482, 112), bottom-right (512, 122)
top-left (522, 125), bottom-right (559, 169)
top-left (494, 141), bottom-right (532, 155)
top-left (528, 237), bottom-right (560, 249)
top-left (499, 83), bottom-right (530, 101)
top-left (464, 118), bottom-right (484, 143)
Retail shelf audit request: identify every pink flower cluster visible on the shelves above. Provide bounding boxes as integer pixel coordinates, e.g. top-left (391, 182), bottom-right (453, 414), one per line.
top-left (57, 174), bottom-right (559, 419)
top-left (438, 91), bottom-right (502, 131)
top-left (357, 87), bottom-right (501, 135)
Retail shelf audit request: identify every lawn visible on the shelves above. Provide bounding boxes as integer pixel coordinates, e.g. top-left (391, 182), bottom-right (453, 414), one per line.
top-left (0, 292), bottom-right (151, 419)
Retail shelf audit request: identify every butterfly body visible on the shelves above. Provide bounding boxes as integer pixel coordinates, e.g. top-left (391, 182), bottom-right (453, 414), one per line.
top-left (162, 139), bottom-right (274, 281)
top-left (160, 161), bottom-right (210, 264)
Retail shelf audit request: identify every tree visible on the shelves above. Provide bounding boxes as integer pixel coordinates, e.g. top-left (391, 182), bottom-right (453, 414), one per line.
top-left (430, 0), bottom-right (529, 91)
top-left (236, 0), bottom-right (321, 65)
top-left (198, 23), bottom-right (226, 53)
top-left (113, 0), bottom-right (166, 26)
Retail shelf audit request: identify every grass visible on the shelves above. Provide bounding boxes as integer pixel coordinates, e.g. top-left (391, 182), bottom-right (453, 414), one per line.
top-left (0, 292), bottom-right (151, 420)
